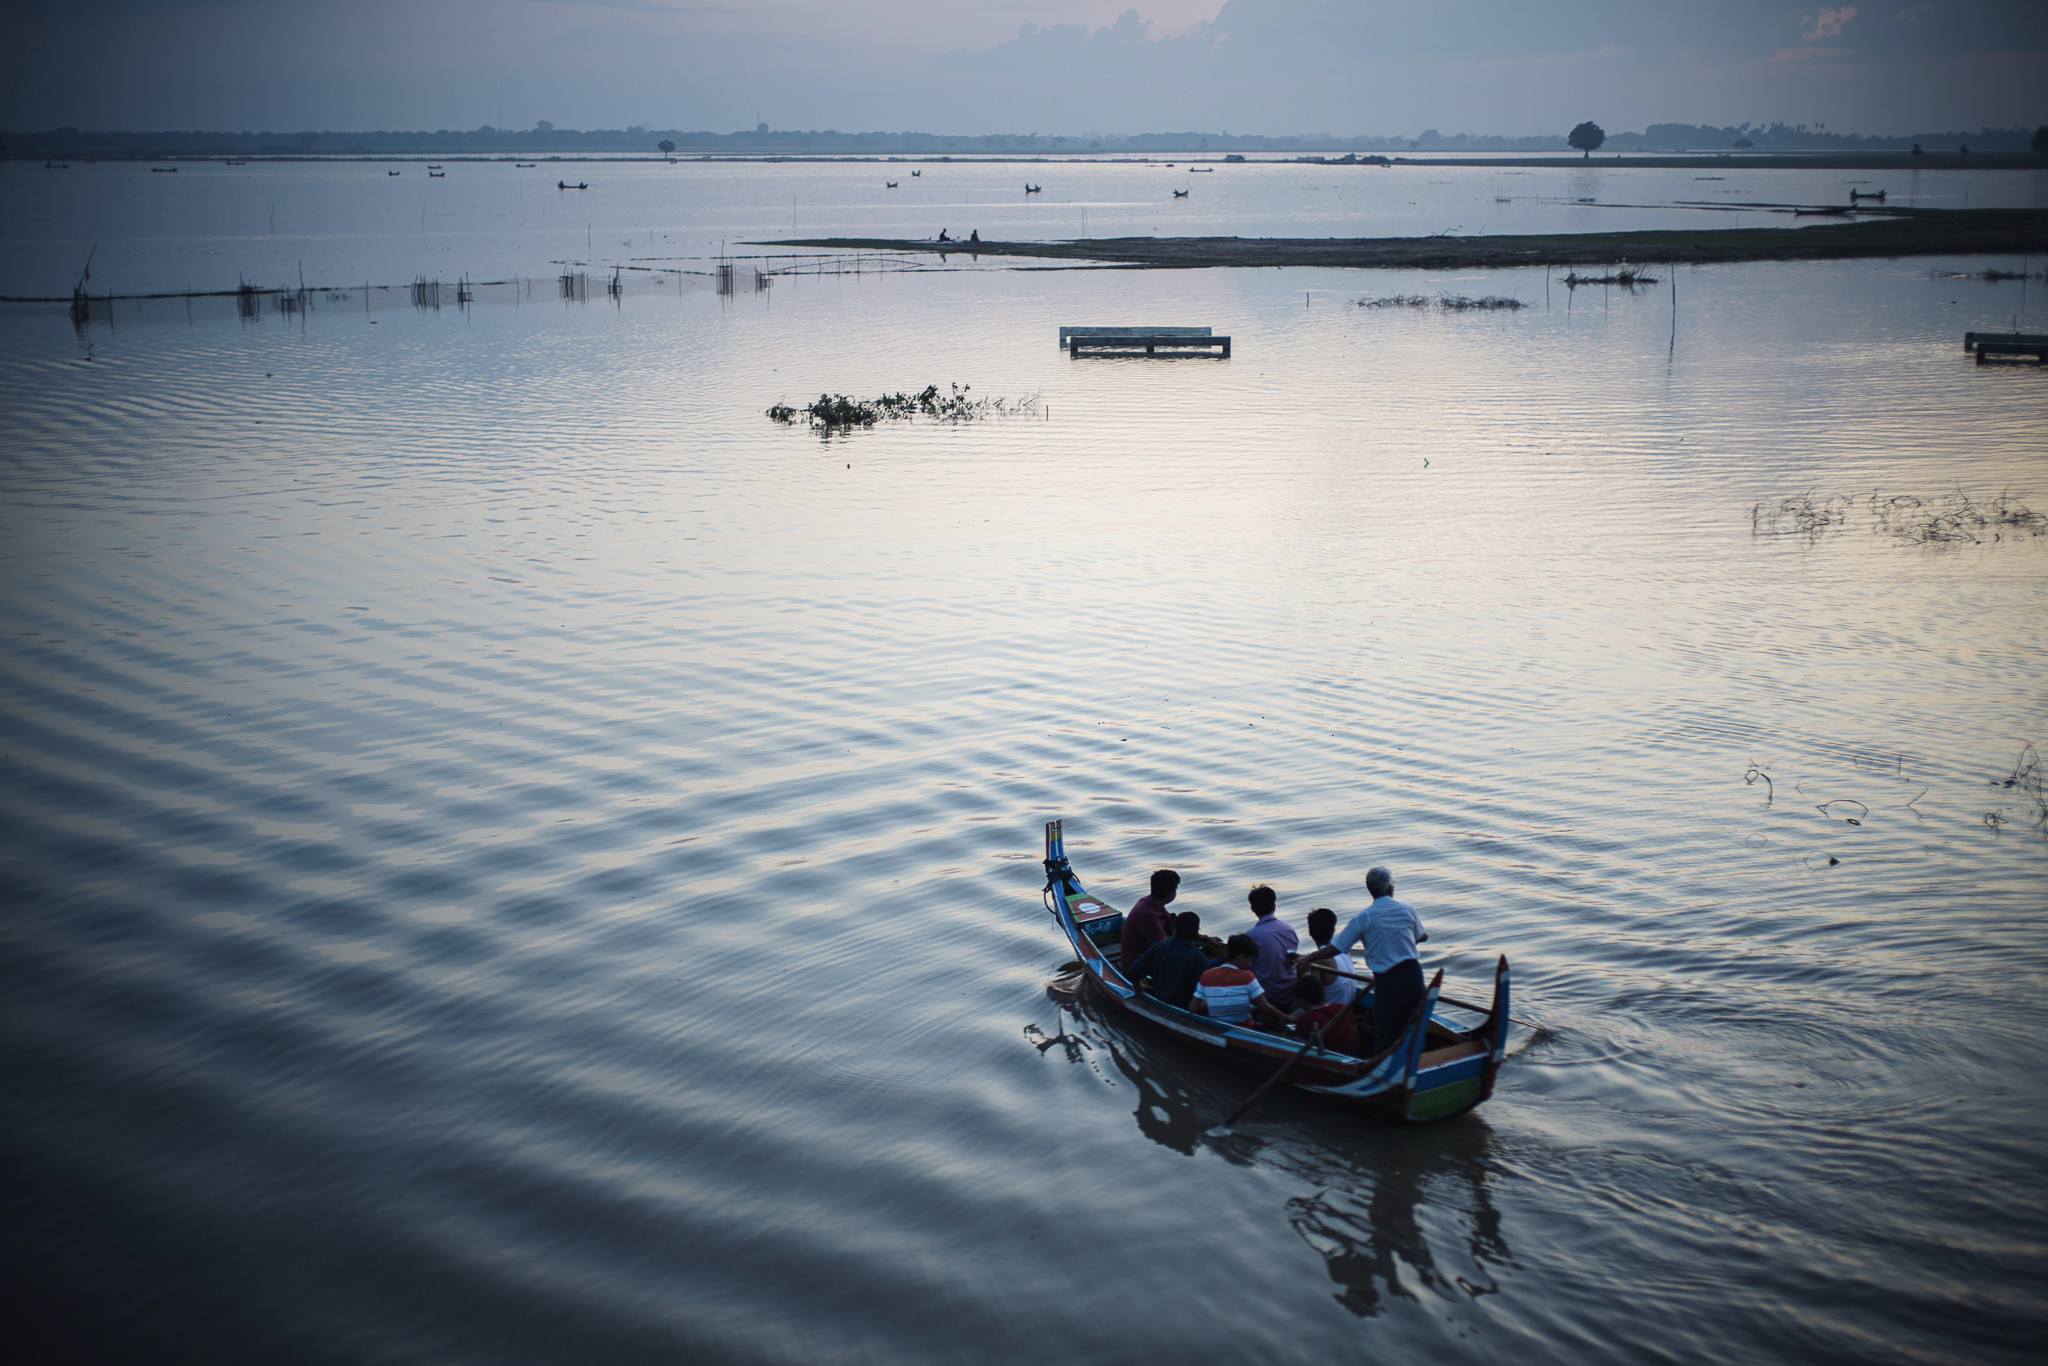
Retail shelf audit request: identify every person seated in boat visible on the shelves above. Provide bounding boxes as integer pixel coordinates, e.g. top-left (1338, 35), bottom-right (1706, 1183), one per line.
top-left (1288, 973), bottom-right (1359, 1056)
top-left (1191, 934), bottom-right (1292, 1029)
top-left (1300, 907), bottom-right (1359, 1013)
top-left (1119, 868), bottom-right (1180, 968)
top-left (1125, 911), bottom-right (1209, 1009)
top-left (937, 228), bottom-right (951, 242)
top-left (1245, 884), bottom-right (1299, 1010)
top-left (1311, 866), bottom-right (1427, 1057)
top-left (968, 229), bottom-right (980, 243)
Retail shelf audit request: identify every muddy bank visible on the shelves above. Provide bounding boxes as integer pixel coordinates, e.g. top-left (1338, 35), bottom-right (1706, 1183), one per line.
top-left (760, 209), bottom-right (2048, 270)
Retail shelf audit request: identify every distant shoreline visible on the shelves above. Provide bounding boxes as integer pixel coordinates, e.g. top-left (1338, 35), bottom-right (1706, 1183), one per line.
top-left (761, 210), bottom-right (2048, 270)
top-left (3, 151), bottom-right (2040, 172)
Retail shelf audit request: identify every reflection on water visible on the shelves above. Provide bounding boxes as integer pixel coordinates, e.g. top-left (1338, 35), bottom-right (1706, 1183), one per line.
top-left (1054, 975), bottom-right (1513, 1320)
top-left (2, 252), bottom-right (2044, 1363)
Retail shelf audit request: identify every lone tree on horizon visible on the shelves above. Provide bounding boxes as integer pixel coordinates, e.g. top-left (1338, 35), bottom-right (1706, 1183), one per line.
top-left (1569, 121), bottom-right (1606, 158)
top-left (658, 138), bottom-right (676, 154)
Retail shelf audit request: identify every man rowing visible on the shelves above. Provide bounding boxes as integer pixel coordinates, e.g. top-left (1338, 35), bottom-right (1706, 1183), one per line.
top-left (1310, 866), bottom-right (1427, 1057)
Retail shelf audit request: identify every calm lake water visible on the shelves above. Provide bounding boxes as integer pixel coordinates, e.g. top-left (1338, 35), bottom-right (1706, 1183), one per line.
top-left (5, 156), bottom-right (2047, 297)
top-left (2, 177), bottom-right (2046, 1363)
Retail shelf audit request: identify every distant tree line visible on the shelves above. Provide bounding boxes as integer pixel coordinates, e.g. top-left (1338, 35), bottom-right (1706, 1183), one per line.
top-left (2, 121), bottom-right (2043, 159)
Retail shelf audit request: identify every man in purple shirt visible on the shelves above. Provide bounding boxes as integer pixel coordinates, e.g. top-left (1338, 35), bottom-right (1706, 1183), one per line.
top-left (1118, 869), bottom-right (1181, 971)
top-left (1245, 884), bottom-right (1299, 1010)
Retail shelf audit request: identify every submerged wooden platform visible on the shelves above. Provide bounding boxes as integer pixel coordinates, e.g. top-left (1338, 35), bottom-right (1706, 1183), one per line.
top-left (1965, 330), bottom-right (2048, 364)
top-left (1064, 326), bottom-right (1230, 357)
top-left (1059, 325), bottom-right (1209, 347)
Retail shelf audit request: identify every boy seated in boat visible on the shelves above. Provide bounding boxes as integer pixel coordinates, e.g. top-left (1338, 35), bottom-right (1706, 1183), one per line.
top-left (1190, 935), bottom-right (1293, 1030)
top-left (1288, 974), bottom-right (1359, 1055)
top-left (1299, 907), bottom-right (1359, 1011)
top-left (1125, 911), bottom-right (1209, 1009)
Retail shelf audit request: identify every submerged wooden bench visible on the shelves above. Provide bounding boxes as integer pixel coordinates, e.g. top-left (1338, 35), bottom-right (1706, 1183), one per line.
top-left (1964, 330), bottom-right (2048, 357)
top-left (1060, 325), bottom-right (1210, 348)
top-left (1067, 329), bottom-right (1231, 358)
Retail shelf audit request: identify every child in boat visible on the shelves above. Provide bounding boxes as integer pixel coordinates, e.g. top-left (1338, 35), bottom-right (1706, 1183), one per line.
top-left (1191, 935), bottom-right (1293, 1030)
top-left (1289, 974), bottom-right (1358, 1055)
top-left (1300, 907), bottom-right (1359, 1011)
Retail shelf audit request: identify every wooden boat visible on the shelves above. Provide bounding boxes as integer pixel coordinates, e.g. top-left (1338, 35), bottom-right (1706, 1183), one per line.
top-left (1024, 183), bottom-right (1041, 193)
top-left (558, 181), bottom-right (589, 190)
top-left (1041, 819), bottom-right (1510, 1123)
top-left (1172, 189), bottom-right (1189, 198)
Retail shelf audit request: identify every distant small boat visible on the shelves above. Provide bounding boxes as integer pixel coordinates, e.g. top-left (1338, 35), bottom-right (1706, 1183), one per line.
top-left (558, 180), bottom-right (589, 190)
top-left (224, 159), bottom-right (248, 166)
top-left (429, 171), bottom-right (446, 178)
top-left (1794, 205), bottom-right (1851, 216)
top-left (44, 161), bottom-right (70, 169)
top-left (1189, 166), bottom-right (1213, 172)
top-left (1849, 188), bottom-right (1887, 201)
top-left (389, 170), bottom-right (402, 176)
top-left (911, 169), bottom-right (921, 176)
top-left (1024, 183), bottom-right (1041, 193)
top-left (886, 181), bottom-right (898, 188)
top-left (1172, 189), bottom-right (1189, 198)
top-left (515, 162), bottom-right (536, 168)
top-left (152, 166), bottom-right (178, 173)
top-left (428, 164), bottom-right (443, 170)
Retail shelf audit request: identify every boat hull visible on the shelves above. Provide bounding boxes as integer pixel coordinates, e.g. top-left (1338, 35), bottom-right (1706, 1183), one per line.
top-left (1041, 820), bottom-right (1509, 1125)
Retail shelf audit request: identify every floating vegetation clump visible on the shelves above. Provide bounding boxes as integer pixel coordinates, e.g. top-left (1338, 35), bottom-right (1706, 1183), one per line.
top-left (767, 383), bottom-right (1042, 434)
top-left (1872, 490), bottom-right (2047, 545)
top-left (1560, 267), bottom-right (1660, 289)
top-left (1750, 491), bottom-right (1855, 539)
top-left (1357, 293), bottom-right (1525, 311)
top-left (1751, 488), bottom-right (2045, 545)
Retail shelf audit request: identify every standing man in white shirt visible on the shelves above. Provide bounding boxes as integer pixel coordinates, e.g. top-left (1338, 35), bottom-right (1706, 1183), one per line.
top-left (1312, 866), bottom-right (1427, 1057)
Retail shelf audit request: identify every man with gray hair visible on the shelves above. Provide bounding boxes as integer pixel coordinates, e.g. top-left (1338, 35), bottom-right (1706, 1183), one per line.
top-left (1311, 866), bottom-right (1427, 1057)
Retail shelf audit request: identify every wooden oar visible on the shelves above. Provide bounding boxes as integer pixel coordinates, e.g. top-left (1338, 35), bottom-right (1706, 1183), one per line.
top-left (1207, 1019), bottom-right (1327, 1136)
top-left (1300, 959), bottom-right (1537, 1029)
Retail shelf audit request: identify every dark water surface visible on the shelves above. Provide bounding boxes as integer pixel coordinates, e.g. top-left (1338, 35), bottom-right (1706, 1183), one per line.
top-left (3, 258), bottom-right (2045, 1363)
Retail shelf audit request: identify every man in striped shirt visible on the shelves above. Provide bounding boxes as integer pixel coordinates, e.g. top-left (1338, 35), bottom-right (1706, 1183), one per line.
top-left (1191, 934), bottom-right (1293, 1029)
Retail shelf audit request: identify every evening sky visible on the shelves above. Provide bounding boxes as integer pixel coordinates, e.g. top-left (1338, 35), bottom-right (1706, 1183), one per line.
top-left (4, 1), bottom-right (2043, 138)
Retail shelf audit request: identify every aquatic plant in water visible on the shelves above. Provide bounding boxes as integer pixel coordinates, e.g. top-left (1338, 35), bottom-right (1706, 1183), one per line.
top-left (1559, 268), bottom-right (1659, 289)
top-left (767, 383), bottom-right (1042, 434)
top-left (1356, 294), bottom-right (1525, 311)
top-left (1749, 488), bottom-right (2045, 545)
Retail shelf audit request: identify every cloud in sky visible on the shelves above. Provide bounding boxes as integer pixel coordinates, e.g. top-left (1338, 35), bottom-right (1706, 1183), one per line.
top-left (1803, 6), bottom-right (1859, 43)
top-left (1, 0), bottom-right (2041, 133)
